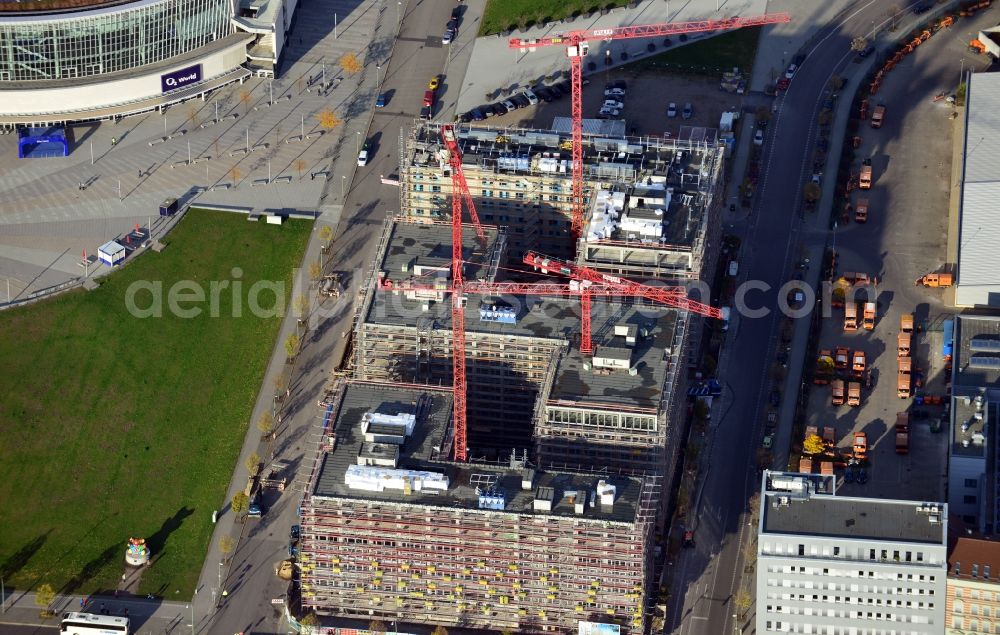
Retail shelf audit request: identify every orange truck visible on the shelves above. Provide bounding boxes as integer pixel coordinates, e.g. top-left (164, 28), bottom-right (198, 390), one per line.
top-left (832, 379), bottom-right (846, 406)
top-left (820, 461), bottom-right (834, 476)
top-left (860, 159), bottom-right (873, 189)
top-left (835, 346), bottom-right (850, 370)
top-left (845, 302), bottom-right (859, 331)
top-left (799, 456), bottom-right (814, 474)
top-left (816, 350), bottom-right (835, 384)
top-left (871, 104), bottom-right (886, 128)
top-left (822, 426), bottom-right (836, 448)
top-left (863, 302), bottom-right (876, 330)
top-left (898, 356), bottom-right (912, 398)
top-left (900, 313), bottom-right (913, 333)
top-left (898, 332), bottom-right (912, 356)
top-left (895, 412), bottom-right (910, 454)
top-left (855, 199), bottom-right (869, 223)
top-left (848, 382), bottom-right (862, 406)
top-left (915, 272), bottom-right (954, 288)
top-left (853, 431), bottom-right (868, 459)
top-left (852, 350), bottom-right (866, 374)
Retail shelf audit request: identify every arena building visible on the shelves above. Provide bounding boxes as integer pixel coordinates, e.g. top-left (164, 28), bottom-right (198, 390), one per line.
top-left (0, 0), bottom-right (297, 124)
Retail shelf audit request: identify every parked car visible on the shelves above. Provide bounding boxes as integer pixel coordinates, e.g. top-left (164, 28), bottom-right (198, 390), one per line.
top-left (492, 102), bottom-right (510, 115)
top-left (290, 525), bottom-right (301, 540)
top-left (482, 104), bottom-right (497, 118)
top-left (423, 90), bottom-right (434, 107)
top-left (667, 102), bottom-right (677, 118)
top-left (858, 45), bottom-right (874, 58)
top-left (511, 94), bottom-right (530, 108)
top-left (446, 18), bottom-right (458, 31)
top-left (602, 99), bottom-right (624, 110)
top-left (550, 81), bottom-right (569, 96)
top-left (609, 79), bottom-right (626, 90)
top-left (521, 89), bottom-right (539, 105)
top-left (248, 496), bottom-right (263, 518)
top-left (420, 106), bottom-right (432, 120)
top-left (501, 99), bottom-right (517, 112)
top-left (375, 93), bottom-right (387, 108)
top-left (457, 111), bottom-right (473, 123)
top-left (536, 87), bottom-right (556, 102)
top-left (450, 5), bottom-right (461, 20)
top-left (471, 108), bottom-right (485, 121)
top-left (428, 75), bottom-right (441, 91)
top-left (785, 63), bottom-right (798, 79)
top-left (605, 87), bottom-right (626, 98)
top-left (442, 28), bottom-right (455, 44)
top-left (754, 128), bottom-right (765, 146)
top-left (769, 389), bottom-right (781, 407)
top-left (776, 77), bottom-right (790, 91)
top-left (357, 144), bottom-right (369, 166)
top-left (682, 102), bottom-right (692, 119)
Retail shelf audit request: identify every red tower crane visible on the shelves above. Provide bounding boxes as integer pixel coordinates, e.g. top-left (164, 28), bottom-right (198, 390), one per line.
top-left (523, 251), bottom-right (722, 354)
top-left (508, 13), bottom-right (792, 243)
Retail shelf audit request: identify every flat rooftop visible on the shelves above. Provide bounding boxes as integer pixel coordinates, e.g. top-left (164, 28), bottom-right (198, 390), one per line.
top-left (368, 220), bottom-right (680, 409)
top-left (310, 381), bottom-right (642, 523)
top-left (583, 182), bottom-right (706, 249)
top-left (406, 122), bottom-right (718, 188)
top-left (762, 488), bottom-right (947, 545)
top-left (954, 315), bottom-right (1000, 389)
top-left (951, 396), bottom-right (989, 458)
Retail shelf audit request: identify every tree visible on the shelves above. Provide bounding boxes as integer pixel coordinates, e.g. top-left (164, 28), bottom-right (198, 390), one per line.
top-left (308, 260), bottom-right (323, 281)
top-left (693, 398), bottom-right (711, 422)
top-left (803, 433), bottom-right (826, 455)
top-left (803, 182), bottom-right (821, 204)
top-left (735, 587), bottom-right (753, 615)
top-left (245, 451), bottom-right (262, 477)
top-left (319, 225), bottom-right (334, 248)
top-left (228, 166), bottom-right (243, 184)
top-left (828, 75), bottom-right (845, 91)
top-left (817, 108), bottom-right (833, 126)
top-left (850, 36), bottom-right (868, 52)
top-left (369, 620), bottom-right (387, 634)
top-left (315, 108), bottom-right (342, 131)
top-left (294, 293), bottom-right (310, 318)
top-left (294, 159), bottom-right (308, 179)
top-left (754, 105), bottom-right (771, 124)
top-left (339, 53), bottom-right (363, 74)
top-left (239, 89), bottom-right (253, 115)
top-left (748, 492), bottom-right (761, 526)
top-left (431, 626), bottom-right (448, 635)
top-left (35, 583), bottom-right (54, 614)
top-left (957, 82), bottom-right (967, 107)
top-left (257, 411), bottom-right (275, 437)
top-left (232, 491), bottom-right (249, 516)
top-left (285, 332), bottom-right (301, 360)
top-left (300, 612), bottom-right (319, 634)
top-left (219, 534), bottom-right (235, 557)
top-left (741, 535), bottom-right (758, 569)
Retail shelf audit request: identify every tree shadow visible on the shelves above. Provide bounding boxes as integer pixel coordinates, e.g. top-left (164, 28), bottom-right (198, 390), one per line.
top-left (145, 507), bottom-right (195, 557)
top-left (0, 531), bottom-right (51, 583)
top-left (61, 543), bottom-right (119, 595)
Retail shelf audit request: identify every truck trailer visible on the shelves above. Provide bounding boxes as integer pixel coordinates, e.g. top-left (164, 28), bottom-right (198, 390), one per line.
top-left (870, 104), bottom-right (886, 128)
top-left (895, 412), bottom-right (910, 454)
top-left (860, 159), bottom-right (873, 189)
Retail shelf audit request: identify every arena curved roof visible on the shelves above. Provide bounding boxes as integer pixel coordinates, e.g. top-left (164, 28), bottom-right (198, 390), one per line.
top-left (0, 0), bottom-right (136, 15)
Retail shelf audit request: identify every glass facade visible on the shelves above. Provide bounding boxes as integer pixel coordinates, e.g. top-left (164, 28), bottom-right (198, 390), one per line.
top-left (0, 0), bottom-right (232, 83)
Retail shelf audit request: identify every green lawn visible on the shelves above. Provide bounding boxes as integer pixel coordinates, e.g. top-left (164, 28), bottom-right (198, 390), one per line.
top-left (479, 0), bottom-right (629, 36)
top-left (626, 26), bottom-right (762, 75)
top-left (0, 209), bottom-right (311, 597)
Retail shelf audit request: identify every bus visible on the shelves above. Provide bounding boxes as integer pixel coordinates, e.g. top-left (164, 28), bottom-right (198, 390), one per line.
top-left (60, 612), bottom-right (129, 635)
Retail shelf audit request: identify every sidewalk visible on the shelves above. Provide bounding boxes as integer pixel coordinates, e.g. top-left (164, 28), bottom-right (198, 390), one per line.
top-left (1, 591), bottom-right (191, 634)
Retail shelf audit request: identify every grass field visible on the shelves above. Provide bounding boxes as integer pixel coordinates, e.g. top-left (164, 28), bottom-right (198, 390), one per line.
top-left (0, 209), bottom-right (311, 597)
top-left (627, 26), bottom-right (762, 75)
top-left (479, 0), bottom-right (628, 36)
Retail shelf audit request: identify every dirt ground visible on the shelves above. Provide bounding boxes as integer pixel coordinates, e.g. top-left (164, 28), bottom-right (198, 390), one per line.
top-left (481, 71), bottom-right (739, 136)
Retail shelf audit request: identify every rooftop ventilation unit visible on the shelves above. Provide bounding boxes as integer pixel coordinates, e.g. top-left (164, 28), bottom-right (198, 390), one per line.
top-left (970, 338), bottom-right (1000, 353)
top-left (477, 487), bottom-right (506, 511)
top-left (534, 486), bottom-right (555, 512)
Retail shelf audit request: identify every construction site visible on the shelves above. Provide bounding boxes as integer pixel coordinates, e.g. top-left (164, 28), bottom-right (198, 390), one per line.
top-left (300, 76), bottom-right (728, 630)
top-left (298, 380), bottom-right (660, 633)
top-left (399, 122), bottom-right (727, 284)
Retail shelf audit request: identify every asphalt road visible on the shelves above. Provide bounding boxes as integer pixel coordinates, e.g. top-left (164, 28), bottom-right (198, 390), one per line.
top-left (668, 2), bottom-right (900, 634)
top-left (202, 2), bottom-right (471, 634)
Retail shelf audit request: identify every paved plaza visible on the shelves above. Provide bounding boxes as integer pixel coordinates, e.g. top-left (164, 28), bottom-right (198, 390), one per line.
top-left (0, 0), bottom-right (391, 302)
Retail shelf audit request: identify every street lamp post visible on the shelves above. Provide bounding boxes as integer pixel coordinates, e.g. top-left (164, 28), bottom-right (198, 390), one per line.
top-left (356, 131), bottom-right (361, 155)
top-left (376, 64), bottom-right (381, 87)
top-left (341, 175), bottom-right (346, 200)
top-left (397, 0), bottom-right (401, 25)
top-left (190, 588), bottom-right (197, 635)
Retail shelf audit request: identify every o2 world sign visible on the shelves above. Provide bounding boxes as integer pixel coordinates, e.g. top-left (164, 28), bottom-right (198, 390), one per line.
top-left (161, 64), bottom-right (203, 93)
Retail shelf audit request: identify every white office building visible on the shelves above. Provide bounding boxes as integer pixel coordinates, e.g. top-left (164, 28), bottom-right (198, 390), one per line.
top-left (756, 472), bottom-right (948, 634)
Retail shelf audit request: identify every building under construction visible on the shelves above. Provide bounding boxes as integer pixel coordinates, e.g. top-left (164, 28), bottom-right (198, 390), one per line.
top-left (354, 217), bottom-right (689, 477)
top-left (298, 380), bottom-right (659, 634)
top-left (399, 122), bottom-right (726, 284)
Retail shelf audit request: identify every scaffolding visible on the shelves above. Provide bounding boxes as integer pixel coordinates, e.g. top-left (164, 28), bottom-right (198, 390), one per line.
top-left (298, 382), bottom-right (660, 635)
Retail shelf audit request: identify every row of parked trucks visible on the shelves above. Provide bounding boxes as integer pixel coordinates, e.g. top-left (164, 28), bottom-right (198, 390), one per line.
top-left (898, 312), bottom-right (914, 399)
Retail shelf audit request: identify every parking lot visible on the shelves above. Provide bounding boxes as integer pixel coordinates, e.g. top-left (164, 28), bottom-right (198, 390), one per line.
top-left (462, 71), bottom-right (739, 136)
top-left (796, 23), bottom-right (995, 502)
